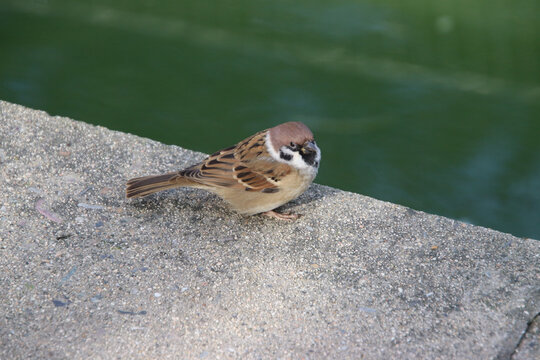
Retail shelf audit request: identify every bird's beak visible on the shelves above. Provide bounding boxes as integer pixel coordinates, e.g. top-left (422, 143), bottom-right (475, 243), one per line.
top-left (300, 141), bottom-right (317, 154)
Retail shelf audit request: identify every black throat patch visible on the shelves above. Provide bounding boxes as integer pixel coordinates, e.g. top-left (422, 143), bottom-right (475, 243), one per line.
top-left (301, 151), bottom-right (318, 166)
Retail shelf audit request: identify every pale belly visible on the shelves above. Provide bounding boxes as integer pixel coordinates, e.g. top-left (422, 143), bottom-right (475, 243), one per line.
top-left (212, 169), bottom-right (316, 215)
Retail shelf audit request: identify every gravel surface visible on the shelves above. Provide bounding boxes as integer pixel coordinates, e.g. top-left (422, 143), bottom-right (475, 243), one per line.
top-left (1, 100), bottom-right (539, 359)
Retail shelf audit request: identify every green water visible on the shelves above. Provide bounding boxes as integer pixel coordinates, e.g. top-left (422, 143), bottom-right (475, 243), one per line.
top-left (1, 1), bottom-right (539, 239)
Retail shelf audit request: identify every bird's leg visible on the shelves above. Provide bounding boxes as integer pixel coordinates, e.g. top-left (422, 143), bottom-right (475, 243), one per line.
top-left (261, 210), bottom-right (301, 221)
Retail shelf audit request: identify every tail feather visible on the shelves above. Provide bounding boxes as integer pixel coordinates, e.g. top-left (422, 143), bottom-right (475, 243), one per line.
top-left (126, 172), bottom-right (192, 198)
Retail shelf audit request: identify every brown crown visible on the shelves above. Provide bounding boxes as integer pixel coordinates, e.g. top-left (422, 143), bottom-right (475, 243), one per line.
top-left (268, 122), bottom-right (314, 153)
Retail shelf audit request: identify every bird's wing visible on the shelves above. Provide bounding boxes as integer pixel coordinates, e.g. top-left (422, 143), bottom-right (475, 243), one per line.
top-left (179, 131), bottom-right (291, 193)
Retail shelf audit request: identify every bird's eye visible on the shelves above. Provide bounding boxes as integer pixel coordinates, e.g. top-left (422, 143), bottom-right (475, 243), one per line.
top-left (290, 142), bottom-right (295, 147)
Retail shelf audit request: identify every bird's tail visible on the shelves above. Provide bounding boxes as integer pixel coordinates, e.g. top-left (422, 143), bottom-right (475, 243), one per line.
top-left (126, 172), bottom-right (194, 198)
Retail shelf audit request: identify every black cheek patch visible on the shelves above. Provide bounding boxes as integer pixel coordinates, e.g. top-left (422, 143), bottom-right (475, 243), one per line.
top-left (279, 151), bottom-right (293, 161)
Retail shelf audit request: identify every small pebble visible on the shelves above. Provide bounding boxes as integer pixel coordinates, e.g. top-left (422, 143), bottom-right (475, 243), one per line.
top-left (78, 203), bottom-right (104, 210)
top-left (60, 266), bottom-right (77, 284)
top-left (78, 187), bottom-right (92, 196)
top-left (154, 292), bottom-right (161, 298)
top-left (100, 187), bottom-right (113, 195)
top-left (35, 199), bottom-right (63, 223)
top-left (118, 310), bottom-right (147, 315)
top-left (28, 187), bottom-right (42, 194)
top-left (358, 307), bottom-right (377, 313)
top-left (52, 299), bottom-right (68, 307)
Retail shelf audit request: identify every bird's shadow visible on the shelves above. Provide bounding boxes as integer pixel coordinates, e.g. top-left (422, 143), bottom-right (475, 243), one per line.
top-left (127, 184), bottom-right (340, 220)
top-left (129, 188), bottom-right (219, 212)
top-left (278, 184), bottom-right (340, 211)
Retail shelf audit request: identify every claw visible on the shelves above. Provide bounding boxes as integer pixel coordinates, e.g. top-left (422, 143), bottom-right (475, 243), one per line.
top-left (261, 210), bottom-right (301, 221)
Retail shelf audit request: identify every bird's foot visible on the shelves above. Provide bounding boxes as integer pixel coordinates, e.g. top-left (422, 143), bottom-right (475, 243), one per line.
top-left (261, 210), bottom-right (301, 221)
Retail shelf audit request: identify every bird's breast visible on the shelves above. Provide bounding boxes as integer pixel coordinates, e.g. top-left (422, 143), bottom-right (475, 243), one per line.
top-left (213, 167), bottom-right (316, 215)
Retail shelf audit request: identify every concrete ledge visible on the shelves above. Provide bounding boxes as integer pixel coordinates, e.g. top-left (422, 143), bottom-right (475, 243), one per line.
top-left (0, 100), bottom-right (538, 359)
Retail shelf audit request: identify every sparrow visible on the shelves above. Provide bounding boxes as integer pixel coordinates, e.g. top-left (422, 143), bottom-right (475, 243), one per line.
top-left (126, 121), bottom-right (321, 220)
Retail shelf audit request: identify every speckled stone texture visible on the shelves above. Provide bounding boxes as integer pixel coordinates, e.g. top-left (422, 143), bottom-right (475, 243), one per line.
top-left (0, 100), bottom-right (539, 359)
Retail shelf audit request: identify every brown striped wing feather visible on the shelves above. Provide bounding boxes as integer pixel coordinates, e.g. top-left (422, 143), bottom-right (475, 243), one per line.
top-left (179, 131), bottom-right (291, 193)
